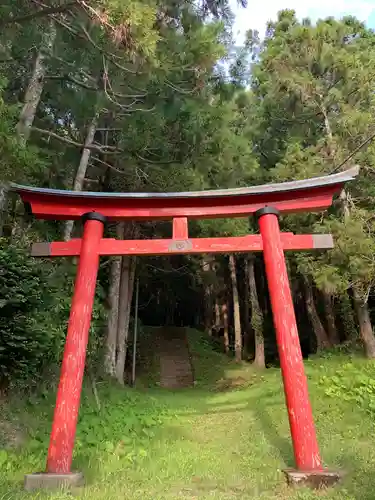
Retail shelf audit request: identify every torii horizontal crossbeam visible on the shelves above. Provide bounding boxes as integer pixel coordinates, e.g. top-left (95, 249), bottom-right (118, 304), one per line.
top-left (31, 233), bottom-right (333, 257)
top-left (12, 167), bottom-right (358, 220)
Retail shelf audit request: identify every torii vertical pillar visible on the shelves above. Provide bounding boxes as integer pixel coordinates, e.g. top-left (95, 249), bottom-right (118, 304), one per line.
top-left (24, 212), bottom-right (106, 491)
top-left (256, 207), bottom-right (340, 487)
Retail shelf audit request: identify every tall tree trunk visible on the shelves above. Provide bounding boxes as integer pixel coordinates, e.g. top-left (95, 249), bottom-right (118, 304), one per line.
top-left (353, 287), bottom-right (375, 359)
top-left (319, 95), bottom-right (336, 160)
top-left (339, 188), bottom-right (351, 220)
top-left (322, 290), bottom-right (339, 345)
top-left (248, 256), bottom-right (265, 368)
top-left (214, 299), bottom-right (221, 332)
top-left (0, 184), bottom-right (8, 236)
top-left (221, 302), bottom-right (229, 353)
top-left (303, 276), bottom-right (331, 350)
top-left (116, 254), bottom-right (136, 385)
top-left (4, 23), bottom-right (56, 236)
top-left (229, 254), bottom-right (241, 362)
top-left (202, 256), bottom-right (213, 335)
top-left (243, 257), bottom-right (252, 358)
top-left (63, 113), bottom-right (99, 241)
top-left (16, 23), bottom-right (56, 142)
top-left (104, 223), bottom-right (123, 376)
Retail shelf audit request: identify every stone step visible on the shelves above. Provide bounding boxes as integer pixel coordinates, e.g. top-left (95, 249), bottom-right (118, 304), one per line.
top-left (157, 327), bottom-right (194, 389)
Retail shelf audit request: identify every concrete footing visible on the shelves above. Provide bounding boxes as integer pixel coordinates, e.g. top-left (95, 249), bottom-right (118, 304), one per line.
top-left (284, 469), bottom-right (343, 489)
top-left (24, 472), bottom-right (84, 491)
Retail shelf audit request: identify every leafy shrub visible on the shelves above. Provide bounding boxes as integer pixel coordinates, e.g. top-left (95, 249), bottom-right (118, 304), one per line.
top-left (320, 361), bottom-right (375, 416)
top-left (0, 242), bottom-right (56, 384)
top-left (75, 389), bottom-right (168, 458)
top-left (5, 385), bottom-right (171, 475)
top-left (0, 241), bottom-right (106, 388)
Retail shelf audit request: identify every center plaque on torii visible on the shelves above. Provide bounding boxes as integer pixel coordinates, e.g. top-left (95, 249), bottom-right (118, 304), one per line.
top-left (13, 166), bottom-right (358, 491)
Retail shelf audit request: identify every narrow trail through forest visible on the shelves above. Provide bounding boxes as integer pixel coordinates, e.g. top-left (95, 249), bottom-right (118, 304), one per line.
top-left (157, 327), bottom-right (194, 389)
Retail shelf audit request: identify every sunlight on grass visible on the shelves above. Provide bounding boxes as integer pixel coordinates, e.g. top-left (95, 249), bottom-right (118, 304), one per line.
top-left (1, 331), bottom-right (375, 499)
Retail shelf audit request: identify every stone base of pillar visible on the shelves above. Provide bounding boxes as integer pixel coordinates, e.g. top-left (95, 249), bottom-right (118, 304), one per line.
top-left (283, 469), bottom-right (343, 489)
top-left (24, 472), bottom-right (84, 491)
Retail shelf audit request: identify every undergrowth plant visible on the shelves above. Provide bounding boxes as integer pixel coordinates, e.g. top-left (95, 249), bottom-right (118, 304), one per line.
top-left (0, 241), bottom-right (106, 390)
top-left (320, 360), bottom-right (375, 416)
top-left (0, 384), bottom-right (172, 482)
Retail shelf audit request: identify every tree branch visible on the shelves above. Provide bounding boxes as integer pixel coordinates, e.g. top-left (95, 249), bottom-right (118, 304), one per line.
top-left (1, 2), bottom-right (76, 26)
top-left (50, 55), bottom-right (96, 82)
top-left (90, 156), bottom-right (126, 174)
top-left (52, 14), bottom-right (80, 37)
top-left (136, 153), bottom-right (176, 164)
top-left (32, 127), bottom-right (123, 153)
top-left (331, 131), bottom-right (375, 173)
top-left (102, 59), bottom-right (147, 100)
top-left (80, 23), bottom-right (139, 75)
top-left (45, 74), bottom-right (98, 91)
top-left (165, 78), bottom-right (195, 95)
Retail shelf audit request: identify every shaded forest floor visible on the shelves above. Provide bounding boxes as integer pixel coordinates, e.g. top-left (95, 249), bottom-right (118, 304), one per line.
top-left (1, 330), bottom-right (375, 499)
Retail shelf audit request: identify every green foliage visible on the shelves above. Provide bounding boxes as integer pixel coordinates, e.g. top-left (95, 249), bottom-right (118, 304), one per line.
top-left (250, 11), bottom-right (375, 344)
top-left (291, 209), bottom-right (375, 297)
top-left (0, 241), bottom-right (106, 385)
top-left (0, 241), bottom-right (59, 383)
top-left (3, 0), bottom-right (375, 380)
top-left (100, 0), bottom-right (159, 58)
top-left (314, 212), bottom-right (375, 296)
top-left (0, 82), bottom-right (45, 182)
top-left (3, 350), bottom-right (375, 499)
top-left (75, 387), bottom-right (168, 459)
top-left (186, 328), bottom-right (237, 386)
top-left (0, 383), bottom-right (171, 484)
top-left (337, 292), bottom-right (357, 340)
top-left (320, 360), bottom-right (375, 416)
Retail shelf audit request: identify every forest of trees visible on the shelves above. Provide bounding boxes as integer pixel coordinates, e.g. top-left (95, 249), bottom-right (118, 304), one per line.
top-left (1, 1), bottom-right (375, 391)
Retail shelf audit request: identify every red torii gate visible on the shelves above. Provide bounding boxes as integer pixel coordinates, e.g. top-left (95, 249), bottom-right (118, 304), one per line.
top-left (13, 166), bottom-right (358, 491)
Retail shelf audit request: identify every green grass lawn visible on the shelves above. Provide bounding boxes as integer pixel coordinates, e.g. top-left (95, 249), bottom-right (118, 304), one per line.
top-left (1, 330), bottom-right (375, 499)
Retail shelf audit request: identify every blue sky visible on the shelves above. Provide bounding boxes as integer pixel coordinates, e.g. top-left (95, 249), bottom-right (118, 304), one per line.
top-left (230, 0), bottom-right (375, 44)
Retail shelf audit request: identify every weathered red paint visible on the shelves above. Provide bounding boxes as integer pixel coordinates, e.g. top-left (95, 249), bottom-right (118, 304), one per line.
top-left (15, 167), bottom-right (359, 221)
top-left (172, 217), bottom-right (189, 239)
top-left (18, 187), bottom-right (338, 220)
top-left (31, 233), bottom-right (333, 258)
top-left (257, 209), bottom-right (322, 471)
top-left (46, 215), bottom-right (104, 474)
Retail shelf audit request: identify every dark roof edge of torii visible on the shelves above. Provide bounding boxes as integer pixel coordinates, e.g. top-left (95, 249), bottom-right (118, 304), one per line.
top-left (11, 166), bottom-right (359, 201)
